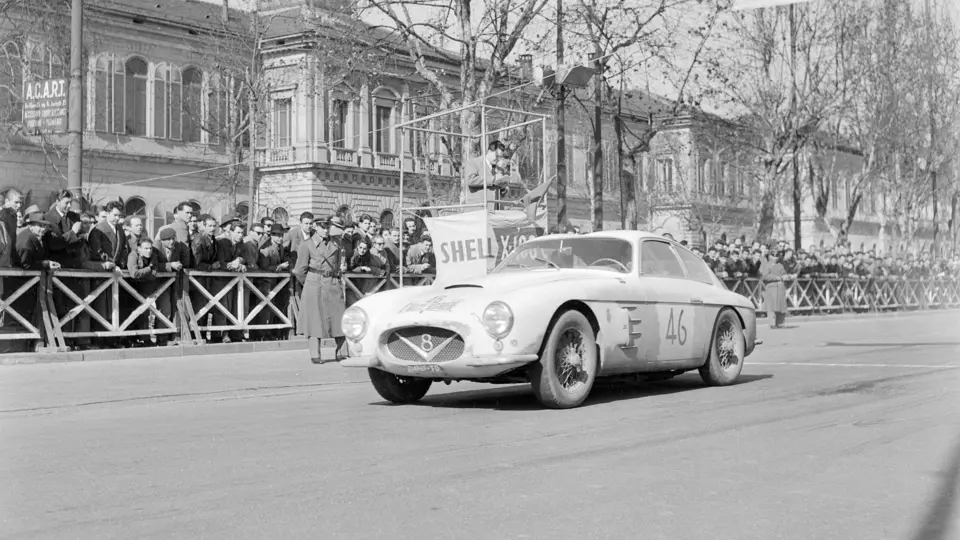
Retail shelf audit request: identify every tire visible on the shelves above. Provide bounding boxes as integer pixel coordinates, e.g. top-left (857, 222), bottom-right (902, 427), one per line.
top-left (530, 310), bottom-right (599, 409)
top-left (699, 308), bottom-right (746, 386)
top-left (368, 368), bottom-right (433, 404)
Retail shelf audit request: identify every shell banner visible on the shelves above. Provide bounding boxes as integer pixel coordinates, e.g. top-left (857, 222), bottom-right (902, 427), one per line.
top-left (423, 208), bottom-right (547, 283)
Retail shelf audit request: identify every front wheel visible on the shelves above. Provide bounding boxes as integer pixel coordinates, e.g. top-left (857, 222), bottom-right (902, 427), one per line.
top-left (530, 310), bottom-right (599, 409)
top-left (699, 308), bottom-right (746, 386)
top-left (368, 368), bottom-right (433, 404)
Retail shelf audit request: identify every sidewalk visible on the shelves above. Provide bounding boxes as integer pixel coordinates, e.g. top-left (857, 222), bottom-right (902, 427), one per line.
top-left (1, 307), bottom-right (957, 365)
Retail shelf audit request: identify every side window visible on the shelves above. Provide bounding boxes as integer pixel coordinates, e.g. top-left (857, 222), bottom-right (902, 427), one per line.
top-left (675, 246), bottom-right (715, 284)
top-left (640, 241), bottom-right (686, 278)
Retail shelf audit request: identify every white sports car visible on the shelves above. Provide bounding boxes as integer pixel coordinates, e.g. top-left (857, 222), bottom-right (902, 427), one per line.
top-left (340, 231), bottom-right (758, 409)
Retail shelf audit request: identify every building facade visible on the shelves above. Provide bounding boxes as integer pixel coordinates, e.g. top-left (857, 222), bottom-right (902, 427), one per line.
top-left (1, 0), bottom-right (251, 237)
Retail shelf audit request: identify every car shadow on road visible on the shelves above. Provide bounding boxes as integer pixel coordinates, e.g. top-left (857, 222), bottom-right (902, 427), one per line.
top-left (377, 373), bottom-right (774, 411)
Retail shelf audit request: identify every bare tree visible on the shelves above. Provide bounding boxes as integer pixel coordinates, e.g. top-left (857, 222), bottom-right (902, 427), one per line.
top-left (699, 2), bottom-right (849, 243)
top-left (360, 0), bottom-right (550, 204)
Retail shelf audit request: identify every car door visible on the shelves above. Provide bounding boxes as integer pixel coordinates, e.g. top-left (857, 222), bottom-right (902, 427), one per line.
top-left (636, 240), bottom-right (702, 364)
top-left (672, 244), bottom-right (721, 362)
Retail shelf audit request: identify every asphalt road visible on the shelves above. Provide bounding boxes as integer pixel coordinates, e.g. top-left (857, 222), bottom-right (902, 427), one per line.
top-left (1, 311), bottom-right (959, 540)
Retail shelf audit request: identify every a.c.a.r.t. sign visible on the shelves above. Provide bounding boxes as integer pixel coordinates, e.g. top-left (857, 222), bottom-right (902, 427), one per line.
top-left (22, 78), bottom-right (68, 134)
top-left (423, 209), bottom-right (547, 283)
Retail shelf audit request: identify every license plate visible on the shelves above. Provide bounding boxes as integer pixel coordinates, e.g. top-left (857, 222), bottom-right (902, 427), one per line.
top-left (406, 364), bottom-right (443, 374)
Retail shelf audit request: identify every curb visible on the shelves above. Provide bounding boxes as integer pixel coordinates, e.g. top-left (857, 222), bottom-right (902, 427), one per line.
top-left (0, 338), bottom-right (314, 365)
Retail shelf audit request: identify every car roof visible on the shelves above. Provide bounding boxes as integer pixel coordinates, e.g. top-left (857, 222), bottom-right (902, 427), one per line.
top-left (537, 230), bottom-right (679, 246)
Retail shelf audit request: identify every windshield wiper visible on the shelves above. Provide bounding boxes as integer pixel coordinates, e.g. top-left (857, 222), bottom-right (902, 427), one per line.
top-left (532, 256), bottom-right (559, 269)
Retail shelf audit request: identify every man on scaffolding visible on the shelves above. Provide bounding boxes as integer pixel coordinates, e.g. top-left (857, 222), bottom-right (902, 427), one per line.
top-left (462, 140), bottom-right (554, 221)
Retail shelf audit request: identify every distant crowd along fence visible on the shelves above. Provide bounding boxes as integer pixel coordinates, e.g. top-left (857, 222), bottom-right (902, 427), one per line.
top-left (3, 270), bottom-right (956, 352)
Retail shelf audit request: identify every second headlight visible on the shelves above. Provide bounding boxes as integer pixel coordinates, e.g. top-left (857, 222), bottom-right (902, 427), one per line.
top-left (482, 301), bottom-right (514, 339)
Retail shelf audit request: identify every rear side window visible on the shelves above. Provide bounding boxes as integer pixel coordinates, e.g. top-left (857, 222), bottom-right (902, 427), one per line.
top-left (640, 241), bottom-right (686, 278)
top-left (675, 246), bottom-right (715, 284)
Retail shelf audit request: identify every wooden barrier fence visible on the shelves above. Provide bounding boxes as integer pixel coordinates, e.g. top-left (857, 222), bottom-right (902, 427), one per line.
top-left (0, 270), bottom-right (955, 352)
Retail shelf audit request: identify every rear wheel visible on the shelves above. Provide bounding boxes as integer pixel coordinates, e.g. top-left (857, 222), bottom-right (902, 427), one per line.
top-left (699, 308), bottom-right (745, 386)
top-left (530, 310), bottom-right (598, 409)
top-left (368, 368), bottom-right (433, 404)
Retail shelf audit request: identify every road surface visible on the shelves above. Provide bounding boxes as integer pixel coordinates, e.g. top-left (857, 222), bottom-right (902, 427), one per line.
top-left (1, 310), bottom-right (959, 540)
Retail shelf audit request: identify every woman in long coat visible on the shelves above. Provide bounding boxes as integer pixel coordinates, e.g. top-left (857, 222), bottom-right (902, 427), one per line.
top-left (293, 217), bottom-right (347, 364)
top-left (760, 250), bottom-right (788, 328)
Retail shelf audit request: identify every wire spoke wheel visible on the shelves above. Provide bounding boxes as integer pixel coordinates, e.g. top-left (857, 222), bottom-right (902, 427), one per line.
top-left (716, 320), bottom-right (743, 370)
top-left (554, 328), bottom-right (588, 391)
top-left (699, 309), bottom-right (745, 387)
top-left (531, 310), bottom-right (598, 409)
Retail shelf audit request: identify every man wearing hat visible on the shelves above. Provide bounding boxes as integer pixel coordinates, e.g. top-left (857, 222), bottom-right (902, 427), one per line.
top-left (293, 216), bottom-right (348, 363)
top-left (10, 212), bottom-right (60, 343)
top-left (155, 201), bottom-right (195, 268)
top-left (17, 204), bottom-right (41, 236)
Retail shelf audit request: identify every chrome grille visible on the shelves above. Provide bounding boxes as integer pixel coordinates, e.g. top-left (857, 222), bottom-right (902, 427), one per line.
top-left (386, 327), bottom-right (465, 363)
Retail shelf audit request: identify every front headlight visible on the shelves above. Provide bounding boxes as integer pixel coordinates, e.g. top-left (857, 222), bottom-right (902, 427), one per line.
top-left (482, 301), bottom-right (514, 339)
top-left (341, 306), bottom-right (368, 340)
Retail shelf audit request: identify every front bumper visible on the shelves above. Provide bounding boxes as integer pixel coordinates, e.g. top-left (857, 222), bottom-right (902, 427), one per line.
top-left (340, 353), bottom-right (539, 379)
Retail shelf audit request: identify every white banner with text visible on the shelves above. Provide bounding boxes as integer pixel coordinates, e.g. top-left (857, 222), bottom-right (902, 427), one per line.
top-left (423, 208), bottom-right (547, 283)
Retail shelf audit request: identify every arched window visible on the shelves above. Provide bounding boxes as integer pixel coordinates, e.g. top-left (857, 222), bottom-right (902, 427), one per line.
top-left (124, 57), bottom-right (148, 136)
top-left (94, 54), bottom-right (124, 133)
top-left (152, 203), bottom-right (174, 238)
top-left (271, 207), bottom-right (289, 224)
top-left (181, 67), bottom-right (202, 143)
top-left (124, 196), bottom-right (146, 219)
top-left (379, 209), bottom-right (394, 230)
top-left (26, 45), bottom-right (63, 81)
top-left (0, 41), bottom-right (22, 123)
top-left (205, 73), bottom-right (225, 145)
top-left (152, 64), bottom-right (181, 140)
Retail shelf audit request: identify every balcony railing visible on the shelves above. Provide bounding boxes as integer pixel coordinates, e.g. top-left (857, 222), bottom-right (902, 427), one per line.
top-left (376, 153), bottom-right (399, 169)
top-left (254, 145), bottom-right (452, 177)
top-left (333, 147), bottom-right (358, 165)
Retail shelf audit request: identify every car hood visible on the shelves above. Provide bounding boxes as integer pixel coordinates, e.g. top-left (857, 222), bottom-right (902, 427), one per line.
top-left (439, 268), bottom-right (620, 295)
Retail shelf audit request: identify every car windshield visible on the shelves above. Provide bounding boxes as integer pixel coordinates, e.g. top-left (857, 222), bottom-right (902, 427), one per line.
top-left (493, 237), bottom-right (633, 274)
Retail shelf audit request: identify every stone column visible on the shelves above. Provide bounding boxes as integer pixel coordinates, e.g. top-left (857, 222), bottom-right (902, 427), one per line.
top-left (400, 84), bottom-right (414, 172)
top-left (314, 68), bottom-right (329, 164)
top-left (357, 84), bottom-right (373, 168)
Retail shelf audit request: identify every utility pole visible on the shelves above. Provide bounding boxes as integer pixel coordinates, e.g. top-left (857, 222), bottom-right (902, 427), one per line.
top-left (67, 0), bottom-right (83, 210)
top-left (554, 0), bottom-right (568, 230)
top-left (591, 45), bottom-right (603, 232)
top-left (247, 12), bottom-right (259, 229)
top-left (789, 3), bottom-right (802, 251)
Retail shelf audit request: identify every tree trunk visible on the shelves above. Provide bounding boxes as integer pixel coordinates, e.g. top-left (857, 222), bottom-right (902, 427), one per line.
top-left (792, 149), bottom-right (801, 250)
top-left (755, 167), bottom-right (779, 243)
top-left (591, 55), bottom-right (603, 232)
top-left (877, 192), bottom-right (887, 254)
top-left (554, 0), bottom-right (567, 230)
top-left (614, 111), bottom-right (636, 230)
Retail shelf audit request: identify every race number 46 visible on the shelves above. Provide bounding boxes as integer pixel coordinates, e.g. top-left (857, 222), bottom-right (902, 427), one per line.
top-left (665, 308), bottom-right (687, 346)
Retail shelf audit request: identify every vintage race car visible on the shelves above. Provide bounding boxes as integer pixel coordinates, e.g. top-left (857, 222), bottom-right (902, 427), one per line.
top-left (339, 231), bottom-right (758, 409)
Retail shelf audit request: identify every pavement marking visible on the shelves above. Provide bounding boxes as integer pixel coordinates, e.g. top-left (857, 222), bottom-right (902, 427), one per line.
top-left (750, 361), bottom-right (960, 369)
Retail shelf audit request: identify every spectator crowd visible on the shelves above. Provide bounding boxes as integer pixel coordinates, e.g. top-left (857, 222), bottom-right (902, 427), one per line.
top-left (0, 188), bottom-right (438, 352)
top-left (686, 237), bottom-right (960, 282)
